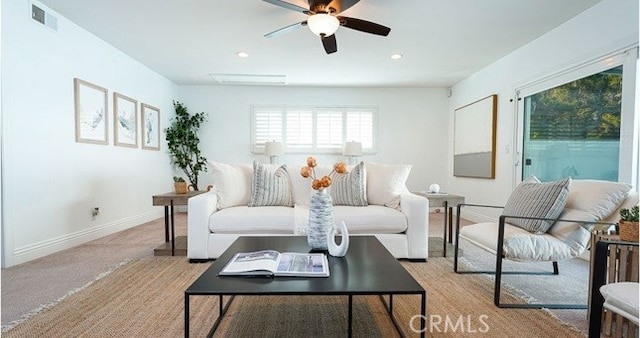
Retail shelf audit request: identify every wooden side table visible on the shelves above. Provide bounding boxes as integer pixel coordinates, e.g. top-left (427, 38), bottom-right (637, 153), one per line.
top-left (415, 192), bottom-right (465, 257)
top-left (152, 190), bottom-right (207, 256)
top-left (588, 227), bottom-right (639, 336)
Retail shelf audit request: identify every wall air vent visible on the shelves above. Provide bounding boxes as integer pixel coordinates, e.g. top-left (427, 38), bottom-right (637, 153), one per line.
top-left (31, 3), bottom-right (58, 31)
top-left (209, 73), bottom-right (287, 86)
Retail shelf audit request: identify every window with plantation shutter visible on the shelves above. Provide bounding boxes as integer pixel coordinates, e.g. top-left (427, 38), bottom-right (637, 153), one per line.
top-left (252, 107), bottom-right (283, 148)
top-left (251, 105), bottom-right (377, 154)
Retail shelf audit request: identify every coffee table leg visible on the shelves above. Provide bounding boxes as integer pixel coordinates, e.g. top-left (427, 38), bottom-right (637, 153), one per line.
top-left (348, 295), bottom-right (353, 337)
top-left (184, 294), bottom-right (190, 338)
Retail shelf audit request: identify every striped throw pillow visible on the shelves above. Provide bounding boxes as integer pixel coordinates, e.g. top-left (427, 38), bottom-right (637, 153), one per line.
top-left (502, 176), bottom-right (571, 234)
top-left (330, 161), bottom-right (367, 206)
top-left (248, 161), bottom-right (293, 207)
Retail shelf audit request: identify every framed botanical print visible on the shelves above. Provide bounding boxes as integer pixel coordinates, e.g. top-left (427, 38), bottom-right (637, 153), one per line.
top-left (141, 103), bottom-right (160, 150)
top-left (74, 78), bottom-right (108, 145)
top-left (113, 92), bottom-right (138, 148)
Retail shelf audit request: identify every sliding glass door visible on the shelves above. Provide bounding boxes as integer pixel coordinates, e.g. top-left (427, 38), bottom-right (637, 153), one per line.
top-left (522, 66), bottom-right (623, 181)
top-left (516, 48), bottom-right (638, 185)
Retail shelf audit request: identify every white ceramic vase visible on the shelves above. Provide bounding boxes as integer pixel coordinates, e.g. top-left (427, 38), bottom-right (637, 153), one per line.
top-left (308, 189), bottom-right (333, 250)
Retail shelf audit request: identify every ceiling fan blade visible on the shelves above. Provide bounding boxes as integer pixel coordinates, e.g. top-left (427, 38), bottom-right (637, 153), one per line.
top-left (338, 16), bottom-right (391, 36)
top-left (265, 21), bottom-right (307, 38)
top-left (262, 0), bottom-right (310, 14)
top-left (321, 34), bottom-right (337, 54)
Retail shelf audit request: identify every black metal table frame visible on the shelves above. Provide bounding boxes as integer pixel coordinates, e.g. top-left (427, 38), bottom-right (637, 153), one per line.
top-left (162, 201), bottom-right (176, 256)
top-left (185, 291), bottom-right (426, 338)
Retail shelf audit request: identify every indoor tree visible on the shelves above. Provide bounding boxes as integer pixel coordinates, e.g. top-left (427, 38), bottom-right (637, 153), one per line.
top-left (165, 101), bottom-right (208, 190)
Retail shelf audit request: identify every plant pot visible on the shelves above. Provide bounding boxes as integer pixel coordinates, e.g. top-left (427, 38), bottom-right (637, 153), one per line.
top-left (174, 182), bottom-right (188, 194)
top-left (619, 220), bottom-right (639, 242)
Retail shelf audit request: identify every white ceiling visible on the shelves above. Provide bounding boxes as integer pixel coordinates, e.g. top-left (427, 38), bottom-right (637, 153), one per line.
top-left (37, 0), bottom-right (601, 87)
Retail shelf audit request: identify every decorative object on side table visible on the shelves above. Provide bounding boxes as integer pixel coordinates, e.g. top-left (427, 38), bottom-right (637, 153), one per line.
top-left (328, 221), bottom-right (350, 257)
top-left (429, 183), bottom-right (440, 193)
top-left (300, 157), bottom-right (347, 250)
top-left (173, 176), bottom-right (188, 194)
top-left (619, 205), bottom-right (639, 242)
top-left (165, 101), bottom-right (208, 191)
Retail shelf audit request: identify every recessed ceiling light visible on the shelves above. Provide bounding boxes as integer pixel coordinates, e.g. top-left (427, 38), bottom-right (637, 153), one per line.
top-left (237, 51), bottom-right (249, 58)
top-left (390, 53), bottom-right (403, 60)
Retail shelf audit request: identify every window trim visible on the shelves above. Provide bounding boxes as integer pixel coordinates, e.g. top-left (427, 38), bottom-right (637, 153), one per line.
top-left (251, 105), bottom-right (378, 155)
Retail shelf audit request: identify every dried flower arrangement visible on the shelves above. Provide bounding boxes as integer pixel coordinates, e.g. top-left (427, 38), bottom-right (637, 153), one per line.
top-left (300, 156), bottom-right (347, 190)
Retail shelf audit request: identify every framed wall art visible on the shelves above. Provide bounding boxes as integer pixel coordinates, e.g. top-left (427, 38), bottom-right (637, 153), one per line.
top-left (141, 103), bottom-right (161, 151)
top-left (74, 78), bottom-right (108, 145)
top-left (453, 94), bottom-right (497, 179)
top-left (113, 92), bottom-right (138, 148)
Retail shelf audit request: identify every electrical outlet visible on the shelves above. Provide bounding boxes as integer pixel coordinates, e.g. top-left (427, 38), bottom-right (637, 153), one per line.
top-left (92, 207), bottom-right (100, 220)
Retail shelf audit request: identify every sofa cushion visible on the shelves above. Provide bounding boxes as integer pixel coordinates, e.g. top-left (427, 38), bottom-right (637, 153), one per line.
top-left (333, 205), bottom-right (407, 234)
top-left (502, 176), bottom-right (570, 234)
top-left (600, 282), bottom-right (640, 322)
top-left (209, 206), bottom-right (295, 233)
top-left (365, 162), bottom-right (412, 209)
top-left (249, 161), bottom-right (293, 207)
top-left (331, 161), bottom-right (367, 206)
top-left (208, 161), bottom-right (252, 209)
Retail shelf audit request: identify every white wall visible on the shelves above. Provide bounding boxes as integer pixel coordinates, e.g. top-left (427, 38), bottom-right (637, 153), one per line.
top-left (448, 0), bottom-right (639, 221)
top-left (177, 86), bottom-right (450, 192)
top-left (1, 1), bottom-right (179, 267)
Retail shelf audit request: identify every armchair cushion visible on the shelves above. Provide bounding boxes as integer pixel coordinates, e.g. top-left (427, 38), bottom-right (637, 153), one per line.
top-left (502, 176), bottom-right (570, 234)
top-left (460, 222), bottom-right (577, 261)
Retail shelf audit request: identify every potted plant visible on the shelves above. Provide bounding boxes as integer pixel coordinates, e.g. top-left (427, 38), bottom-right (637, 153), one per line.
top-left (173, 176), bottom-right (188, 194)
top-left (619, 205), bottom-right (639, 242)
top-left (165, 101), bottom-right (208, 191)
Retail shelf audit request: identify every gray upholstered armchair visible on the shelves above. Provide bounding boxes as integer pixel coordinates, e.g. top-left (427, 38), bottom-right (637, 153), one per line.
top-left (453, 178), bottom-right (638, 309)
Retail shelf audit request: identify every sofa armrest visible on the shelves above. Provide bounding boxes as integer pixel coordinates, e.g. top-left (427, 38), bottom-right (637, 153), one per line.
top-left (400, 192), bottom-right (429, 258)
top-left (187, 190), bottom-right (218, 259)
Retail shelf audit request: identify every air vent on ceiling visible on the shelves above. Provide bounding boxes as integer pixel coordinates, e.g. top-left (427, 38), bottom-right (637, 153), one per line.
top-left (209, 73), bottom-right (287, 86)
top-left (31, 3), bottom-right (58, 31)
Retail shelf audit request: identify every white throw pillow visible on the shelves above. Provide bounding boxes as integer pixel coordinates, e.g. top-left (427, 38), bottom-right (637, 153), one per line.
top-left (248, 161), bottom-right (293, 207)
top-left (208, 161), bottom-right (252, 209)
top-left (331, 161), bottom-right (367, 206)
top-left (365, 162), bottom-right (412, 209)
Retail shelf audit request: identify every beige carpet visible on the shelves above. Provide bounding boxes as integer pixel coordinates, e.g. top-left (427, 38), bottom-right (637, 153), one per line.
top-left (2, 256), bottom-right (583, 338)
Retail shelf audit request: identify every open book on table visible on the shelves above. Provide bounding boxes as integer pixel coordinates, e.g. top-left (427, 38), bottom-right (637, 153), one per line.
top-left (219, 250), bottom-right (330, 277)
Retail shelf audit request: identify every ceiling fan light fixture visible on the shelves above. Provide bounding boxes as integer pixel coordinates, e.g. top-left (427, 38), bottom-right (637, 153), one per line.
top-left (307, 13), bottom-right (340, 37)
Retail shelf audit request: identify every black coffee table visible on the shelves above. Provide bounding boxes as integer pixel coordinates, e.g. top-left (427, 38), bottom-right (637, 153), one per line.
top-left (184, 236), bottom-right (426, 338)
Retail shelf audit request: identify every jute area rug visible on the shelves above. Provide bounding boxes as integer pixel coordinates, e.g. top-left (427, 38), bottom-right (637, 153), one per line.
top-left (3, 257), bottom-right (583, 338)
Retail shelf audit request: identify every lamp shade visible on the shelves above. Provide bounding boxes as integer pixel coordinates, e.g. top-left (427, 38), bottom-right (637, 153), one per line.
top-left (265, 141), bottom-right (284, 156)
top-left (343, 141), bottom-right (363, 156)
top-left (307, 13), bottom-right (340, 37)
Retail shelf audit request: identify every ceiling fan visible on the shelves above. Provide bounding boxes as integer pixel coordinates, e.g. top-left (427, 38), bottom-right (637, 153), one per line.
top-left (263, 0), bottom-right (391, 54)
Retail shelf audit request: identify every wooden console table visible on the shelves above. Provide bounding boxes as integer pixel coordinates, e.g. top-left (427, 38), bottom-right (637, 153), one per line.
top-left (152, 190), bottom-right (206, 256)
top-left (415, 192), bottom-right (465, 257)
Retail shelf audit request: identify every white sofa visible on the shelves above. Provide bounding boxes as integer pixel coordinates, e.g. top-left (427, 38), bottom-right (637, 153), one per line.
top-left (187, 161), bottom-right (429, 261)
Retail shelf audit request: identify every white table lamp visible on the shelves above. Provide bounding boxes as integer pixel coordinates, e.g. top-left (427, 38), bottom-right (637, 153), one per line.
top-left (265, 141), bottom-right (284, 164)
top-left (343, 141), bottom-right (363, 165)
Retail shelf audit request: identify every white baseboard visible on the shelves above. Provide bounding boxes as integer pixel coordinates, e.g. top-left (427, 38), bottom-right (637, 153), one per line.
top-left (11, 210), bottom-right (163, 266)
